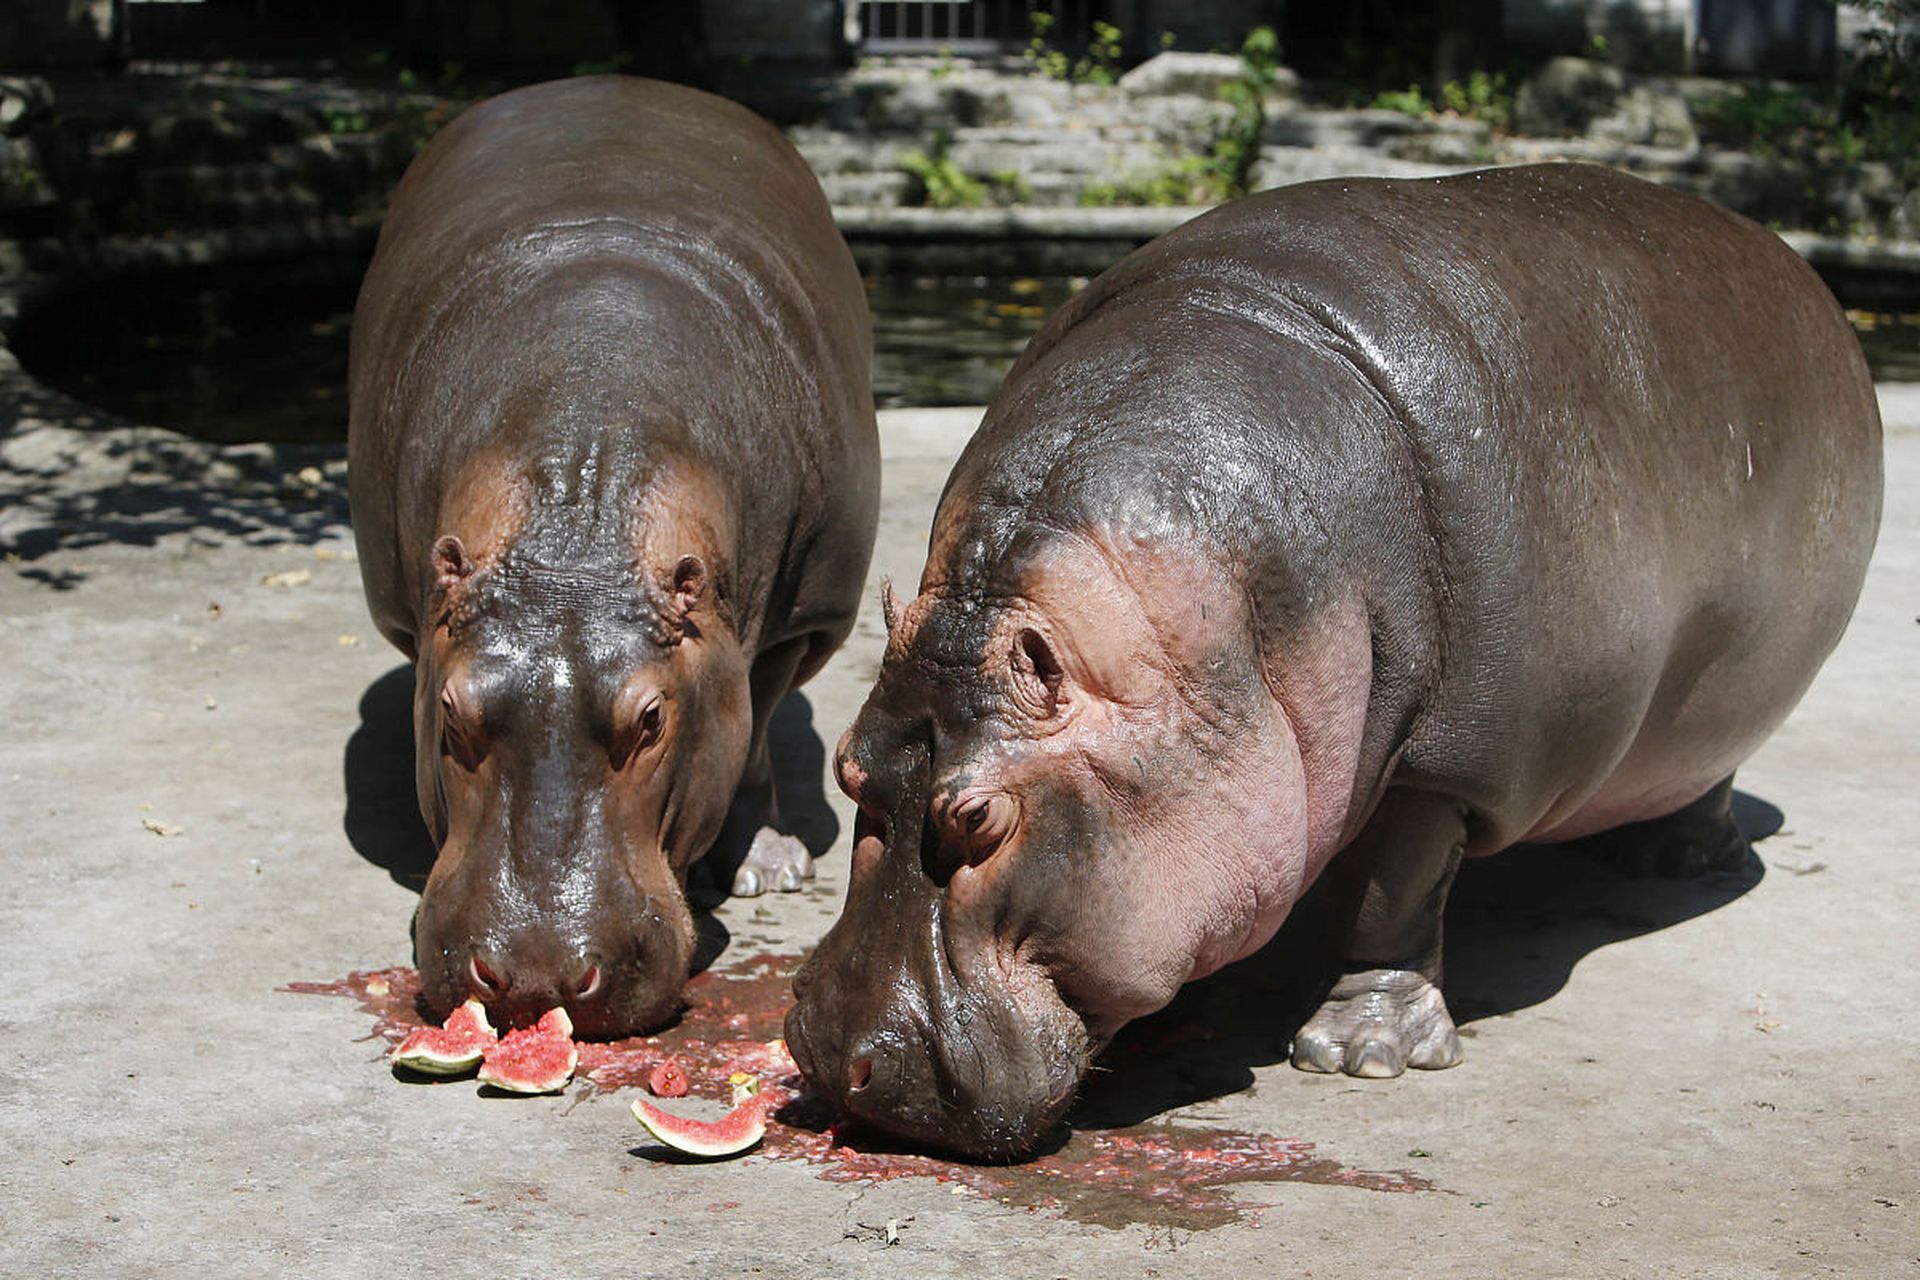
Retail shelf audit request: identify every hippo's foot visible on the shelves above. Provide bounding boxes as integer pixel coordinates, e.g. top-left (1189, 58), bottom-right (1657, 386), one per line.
top-left (730, 827), bottom-right (815, 897)
top-left (1592, 775), bottom-right (1752, 878)
top-left (1291, 968), bottom-right (1462, 1078)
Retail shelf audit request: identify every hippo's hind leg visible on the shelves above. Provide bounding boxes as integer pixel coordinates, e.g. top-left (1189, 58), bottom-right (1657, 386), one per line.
top-left (1586, 775), bottom-right (1751, 877)
top-left (1292, 789), bottom-right (1467, 1078)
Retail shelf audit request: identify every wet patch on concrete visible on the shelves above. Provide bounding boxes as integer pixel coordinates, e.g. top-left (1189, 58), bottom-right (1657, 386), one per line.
top-left (284, 951), bottom-right (1436, 1229)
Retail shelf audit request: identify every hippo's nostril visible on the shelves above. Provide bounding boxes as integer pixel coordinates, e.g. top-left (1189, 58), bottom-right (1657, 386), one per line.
top-left (849, 1056), bottom-right (873, 1092)
top-left (469, 954), bottom-right (507, 997)
top-left (574, 965), bottom-right (602, 1000)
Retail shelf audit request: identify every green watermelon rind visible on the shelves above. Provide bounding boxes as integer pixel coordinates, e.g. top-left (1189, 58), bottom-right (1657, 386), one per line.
top-left (390, 998), bottom-right (497, 1077)
top-left (629, 1078), bottom-right (767, 1158)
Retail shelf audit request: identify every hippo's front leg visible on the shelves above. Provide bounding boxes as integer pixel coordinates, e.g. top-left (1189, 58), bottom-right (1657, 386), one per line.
top-left (1292, 789), bottom-right (1468, 1078)
top-left (719, 771), bottom-right (815, 896)
top-left (710, 635), bottom-right (817, 897)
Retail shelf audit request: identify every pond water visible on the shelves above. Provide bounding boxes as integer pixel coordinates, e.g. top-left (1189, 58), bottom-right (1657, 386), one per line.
top-left (10, 261), bottom-right (1079, 445)
top-left (10, 258), bottom-right (1912, 446)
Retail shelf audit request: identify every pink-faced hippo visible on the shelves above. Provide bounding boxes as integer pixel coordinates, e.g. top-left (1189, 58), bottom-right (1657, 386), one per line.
top-left (348, 76), bottom-right (878, 1037)
top-left (785, 163), bottom-right (1883, 1157)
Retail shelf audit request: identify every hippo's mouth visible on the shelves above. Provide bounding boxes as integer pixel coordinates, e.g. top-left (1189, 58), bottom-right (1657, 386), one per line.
top-left (786, 935), bottom-right (1093, 1161)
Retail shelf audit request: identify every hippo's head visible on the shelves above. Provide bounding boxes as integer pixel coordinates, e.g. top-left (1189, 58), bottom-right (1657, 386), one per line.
top-left (407, 462), bottom-right (750, 1038)
top-left (787, 522), bottom-right (1327, 1159)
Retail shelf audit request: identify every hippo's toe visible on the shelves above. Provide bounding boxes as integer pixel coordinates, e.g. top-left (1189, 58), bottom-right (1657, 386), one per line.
top-left (1291, 968), bottom-right (1462, 1077)
top-left (731, 827), bottom-right (815, 896)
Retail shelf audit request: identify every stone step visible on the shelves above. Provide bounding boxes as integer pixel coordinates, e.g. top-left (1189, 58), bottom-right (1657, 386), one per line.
top-left (946, 132), bottom-right (1164, 178)
top-left (1264, 107), bottom-right (1491, 153)
top-left (1250, 144), bottom-right (1469, 191)
top-left (816, 171), bottom-right (913, 207)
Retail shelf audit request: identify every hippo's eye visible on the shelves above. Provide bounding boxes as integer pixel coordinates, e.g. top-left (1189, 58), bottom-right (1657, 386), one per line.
top-left (612, 687), bottom-right (665, 769)
top-left (440, 684), bottom-right (487, 771)
top-left (947, 792), bottom-right (1015, 863)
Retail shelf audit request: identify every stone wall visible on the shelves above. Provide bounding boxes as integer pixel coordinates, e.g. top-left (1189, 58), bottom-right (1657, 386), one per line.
top-left (1, 58), bottom-right (1914, 356)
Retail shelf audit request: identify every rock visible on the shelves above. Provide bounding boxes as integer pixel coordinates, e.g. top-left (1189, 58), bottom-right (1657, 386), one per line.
top-left (1119, 51), bottom-right (1246, 99)
top-left (1513, 56), bottom-right (1696, 150)
top-left (1250, 145), bottom-right (1464, 192)
top-left (0, 78), bottom-right (53, 137)
top-left (1513, 57), bottom-right (1628, 136)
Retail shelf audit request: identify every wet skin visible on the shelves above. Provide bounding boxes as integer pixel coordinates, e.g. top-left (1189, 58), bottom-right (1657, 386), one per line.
top-left (348, 77), bottom-right (878, 1036)
top-left (785, 164), bottom-right (1884, 1158)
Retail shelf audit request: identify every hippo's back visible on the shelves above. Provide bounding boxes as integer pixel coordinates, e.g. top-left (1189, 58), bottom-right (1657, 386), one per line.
top-left (959, 164), bottom-right (1882, 849)
top-left (347, 76), bottom-right (875, 654)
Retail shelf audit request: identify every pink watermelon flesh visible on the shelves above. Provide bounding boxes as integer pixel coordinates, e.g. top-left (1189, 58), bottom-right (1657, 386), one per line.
top-left (477, 1006), bottom-right (578, 1094)
top-left (391, 998), bottom-right (497, 1077)
top-left (630, 1077), bottom-right (767, 1158)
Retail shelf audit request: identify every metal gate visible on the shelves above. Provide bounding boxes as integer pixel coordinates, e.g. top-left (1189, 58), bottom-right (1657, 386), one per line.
top-left (858, 0), bottom-right (1109, 54)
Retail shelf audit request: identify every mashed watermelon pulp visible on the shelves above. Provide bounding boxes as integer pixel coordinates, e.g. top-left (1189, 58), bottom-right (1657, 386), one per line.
top-left (477, 1007), bottom-right (579, 1094)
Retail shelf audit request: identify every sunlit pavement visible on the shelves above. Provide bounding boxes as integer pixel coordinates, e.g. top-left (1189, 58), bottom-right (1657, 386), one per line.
top-left (0, 393), bottom-right (1913, 1276)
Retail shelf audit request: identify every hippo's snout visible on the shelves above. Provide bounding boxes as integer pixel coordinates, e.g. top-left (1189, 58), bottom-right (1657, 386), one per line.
top-left (786, 945), bottom-right (1088, 1161)
top-left (784, 810), bottom-right (1091, 1160)
top-left (454, 946), bottom-right (620, 1034)
top-left (415, 878), bottom-right (696, 1037)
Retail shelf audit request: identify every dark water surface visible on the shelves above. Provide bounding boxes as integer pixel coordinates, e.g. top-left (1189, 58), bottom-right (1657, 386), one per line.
top-left (11, 261), bottom-right (1079, 445)
top-left (11, 256), bottom-right (1911, 446)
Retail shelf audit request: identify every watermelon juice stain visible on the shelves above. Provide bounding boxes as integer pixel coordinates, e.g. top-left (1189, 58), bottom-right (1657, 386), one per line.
top-left (285, 951), bottom-right (1438, 1230)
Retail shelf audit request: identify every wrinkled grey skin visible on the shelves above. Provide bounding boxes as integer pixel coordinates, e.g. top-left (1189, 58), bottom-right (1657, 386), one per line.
top-left (786, 164), bottom-right (1883, 1159)
top-left (349, 77), bottom-right (878, 1037)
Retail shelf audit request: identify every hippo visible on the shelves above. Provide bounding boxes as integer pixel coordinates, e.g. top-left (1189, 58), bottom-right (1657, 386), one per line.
top-left (348, 76), bottom-right (878, 1037)
top-left (785, 163), bottom-right (1883, 1158)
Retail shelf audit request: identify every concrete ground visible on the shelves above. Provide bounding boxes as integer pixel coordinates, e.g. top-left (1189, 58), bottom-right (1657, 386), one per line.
top-left (1, 379), bottom-right (1915, 1279)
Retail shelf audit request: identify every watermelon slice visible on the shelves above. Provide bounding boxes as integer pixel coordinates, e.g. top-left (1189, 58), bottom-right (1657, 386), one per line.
top-left (391, 998), bottom-right (497, 1077)
top-left (630, 1073), bottom-right (767, 1158)
top-left (477, 1007), bottom-right (579, 1094)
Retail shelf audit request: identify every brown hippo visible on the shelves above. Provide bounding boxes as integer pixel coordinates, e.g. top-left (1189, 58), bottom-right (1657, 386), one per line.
top-left (785, 163), bottom-right (1882, 1157)
top-left (348, 77), bottom-right (878, 1037)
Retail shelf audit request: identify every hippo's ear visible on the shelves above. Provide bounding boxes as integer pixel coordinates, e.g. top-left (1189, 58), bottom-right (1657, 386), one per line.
top-left (1010, 626), bottom-right (1065, 717)
top-left (431, 535), bottom-right (475, 594)
top-left (880, 580), bottom-right (904, 637)
top-left (670, 554), bottom-right (707, 621)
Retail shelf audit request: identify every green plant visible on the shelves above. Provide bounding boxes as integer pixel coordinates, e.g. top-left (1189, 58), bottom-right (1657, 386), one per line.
top-left (1025, 12), bottom-right (1071, 80)
top-left (1371, 83), bottom-right (1433, 115)
top-left (1691, 82), bottom-right (1830, 156)
top-left (1439, 71), bottom-right (1510, 129)
top-left (1838, 0), bottom-right (1920, 184)
top-left (899, 133), bottom-right (1027, 208)
top-left (1025, 13), bottom-right (1125, 85)
top-left (1208, 24), bottom-right (1279, 197)
top-left (1081, 21), bottom-right (1125, 85)
top-left (1081, 154), bottom-right (1218, 207)
top-left (1370, 71), bottom-right (1508, 129)
top-left (1684, 1), bottom-right (1917, 188)
top-left (1080, 24), bottom-right (1281, 208)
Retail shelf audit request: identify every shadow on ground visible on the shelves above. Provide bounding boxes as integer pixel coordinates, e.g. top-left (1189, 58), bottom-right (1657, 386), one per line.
top-left (0, 373), bottom-right (347, 585)
top-left (1070, 794), bottom-right (1778, 1130)
top-left (341, 663), bottom-right (843, 966)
